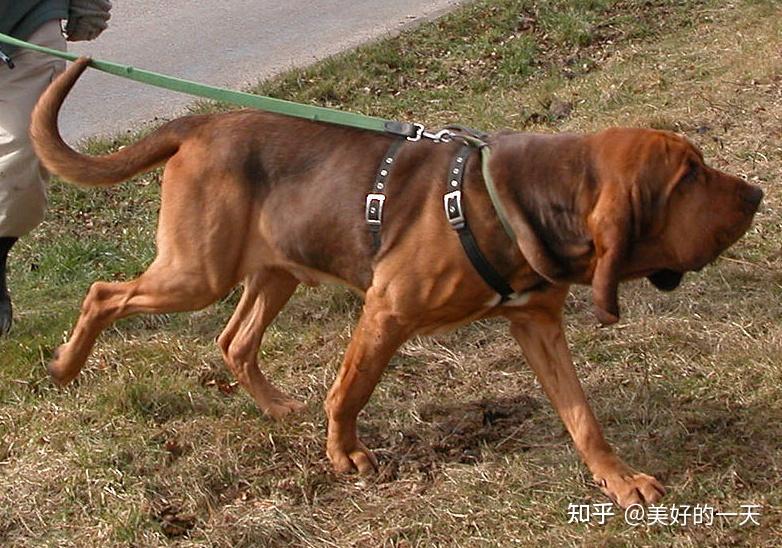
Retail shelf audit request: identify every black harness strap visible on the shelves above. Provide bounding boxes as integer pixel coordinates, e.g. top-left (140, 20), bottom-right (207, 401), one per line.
top-left (444, 145), bottom-right (517, 302)
top-left (366, 138), bottom-right (405, 250)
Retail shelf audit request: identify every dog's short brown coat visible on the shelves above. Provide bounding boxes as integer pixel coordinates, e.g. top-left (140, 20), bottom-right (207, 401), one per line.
top-left (30, 58), bottom-right (762, 507)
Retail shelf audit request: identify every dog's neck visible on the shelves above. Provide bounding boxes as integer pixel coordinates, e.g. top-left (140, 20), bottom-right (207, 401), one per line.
top-left (487, 132), bottom-right (597, 283)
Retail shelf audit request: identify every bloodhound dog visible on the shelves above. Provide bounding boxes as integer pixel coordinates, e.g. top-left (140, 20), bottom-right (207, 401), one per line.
top-left (31, 58), bottom-right (762, 507)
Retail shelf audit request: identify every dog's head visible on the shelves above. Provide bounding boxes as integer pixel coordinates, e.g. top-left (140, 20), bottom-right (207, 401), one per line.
top-left (491, 128), bottom-right (762, 325)
top-left (585, 129), bottom-right (762, 324)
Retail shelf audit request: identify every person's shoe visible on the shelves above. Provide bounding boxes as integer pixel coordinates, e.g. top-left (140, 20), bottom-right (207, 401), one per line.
top-left (0, 292), bottom-right (11, 336)
top-left (0, 237), bottom-right (17, 336)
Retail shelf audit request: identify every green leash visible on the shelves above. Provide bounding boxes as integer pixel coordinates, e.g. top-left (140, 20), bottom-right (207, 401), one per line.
top-left (0, 31), bottom-right (519, 245)
top-left (0, 31), bottom-right (421, 138)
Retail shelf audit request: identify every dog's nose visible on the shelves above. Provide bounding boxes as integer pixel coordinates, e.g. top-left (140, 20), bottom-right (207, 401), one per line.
top-left (742, 184), bottom-right (763, 211)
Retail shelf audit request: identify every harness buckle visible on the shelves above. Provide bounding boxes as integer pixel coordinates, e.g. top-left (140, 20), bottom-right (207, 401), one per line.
top-left (444, 190), bottom-right (465, 228)
top-left (365, 193), bottom-right (386, 226)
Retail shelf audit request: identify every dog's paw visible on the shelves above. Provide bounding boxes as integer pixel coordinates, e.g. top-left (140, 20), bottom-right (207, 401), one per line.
top-left (327, 437), bottom-right (378, 475)
top-left (261, 396), bottom-right (306, 421)
top-left (594, 469), bottom-right (666, 508)
top-left (254, 383), bottom-right (306, 420)
top-left (48, 345), bottom-right (78, 386)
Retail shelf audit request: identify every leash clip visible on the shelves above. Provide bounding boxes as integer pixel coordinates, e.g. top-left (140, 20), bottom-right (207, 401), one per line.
top-left (408, 123), bottom-right (454, 143)
top-left (0, 49), bottom-right (14, 69)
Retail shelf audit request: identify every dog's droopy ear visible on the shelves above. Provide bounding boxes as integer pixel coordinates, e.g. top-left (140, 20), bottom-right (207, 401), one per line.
top-left (588, 193), bottom-right (631, 326)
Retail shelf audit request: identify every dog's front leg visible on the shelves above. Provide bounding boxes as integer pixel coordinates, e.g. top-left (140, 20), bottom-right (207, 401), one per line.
top-left (507, 302), bottom-right (665, 508)
top-left (325, 295), bottom-right (411, 474)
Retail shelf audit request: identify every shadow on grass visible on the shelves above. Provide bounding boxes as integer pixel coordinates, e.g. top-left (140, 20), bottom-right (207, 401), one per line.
top-left (357, 386), bottom-right (781, 496)
top-left (376, 394), bottom-right (543, 476)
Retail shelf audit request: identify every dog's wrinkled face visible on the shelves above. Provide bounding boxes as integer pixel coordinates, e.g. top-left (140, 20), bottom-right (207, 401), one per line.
top-left (649, 145), bottom-right (763, 274)
top-left (588, 129), bottom-right (762, 323)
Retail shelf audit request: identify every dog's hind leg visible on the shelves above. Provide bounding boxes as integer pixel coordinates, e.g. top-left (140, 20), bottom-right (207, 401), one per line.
top-left (47, 141), bottom-right (265, 386)
top-left (217, 269), bottom-right (304, 420)
top-left (49, 259), bottom-right (234, 386)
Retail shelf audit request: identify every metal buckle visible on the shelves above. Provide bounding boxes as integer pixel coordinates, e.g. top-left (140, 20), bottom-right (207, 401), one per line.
top-left (444, 190), bottom-right (464, 228)
top-left (365, 193), bottom-right (386, 225)
top-left (407, 123), bottom-right (455, 143)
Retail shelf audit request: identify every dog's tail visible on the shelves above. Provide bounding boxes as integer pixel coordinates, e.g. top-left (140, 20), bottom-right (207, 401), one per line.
top-left (31, 57), bottom-right (197, 187)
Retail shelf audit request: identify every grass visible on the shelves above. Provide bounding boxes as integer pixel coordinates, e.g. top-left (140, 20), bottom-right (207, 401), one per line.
top-left (2, 0), bottom-right (781, 545)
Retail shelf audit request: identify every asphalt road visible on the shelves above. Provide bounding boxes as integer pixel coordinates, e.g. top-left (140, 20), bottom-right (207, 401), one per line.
top-left (62, 0), bottom-right (465, 142)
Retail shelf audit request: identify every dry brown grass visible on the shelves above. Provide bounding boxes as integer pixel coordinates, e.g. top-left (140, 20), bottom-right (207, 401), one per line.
top-left (1, 0), bottom-right (780, 545)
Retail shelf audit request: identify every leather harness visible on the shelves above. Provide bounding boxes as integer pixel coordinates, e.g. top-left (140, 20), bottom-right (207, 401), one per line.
top-left (365, 135), bottom-right (520, 302)
top-left (444, 144), bottom-right (518, 301)
top-left (365, 139), bottom-right (405, 250)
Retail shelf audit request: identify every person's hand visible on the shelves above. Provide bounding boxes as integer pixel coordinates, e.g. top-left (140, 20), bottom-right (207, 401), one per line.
top-left (65, 0), bottom-right (112, 42)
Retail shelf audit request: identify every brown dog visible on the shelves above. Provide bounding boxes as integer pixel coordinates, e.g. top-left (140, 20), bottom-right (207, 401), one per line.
top-left (31, 58), bottom-right (762, 507)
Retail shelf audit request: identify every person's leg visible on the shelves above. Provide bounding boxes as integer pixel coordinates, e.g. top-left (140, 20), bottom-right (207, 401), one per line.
top-left (0, 21), bottom-right (66, 335)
